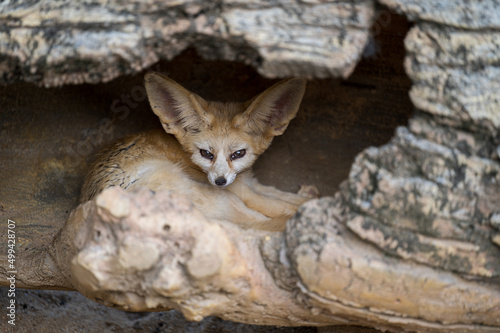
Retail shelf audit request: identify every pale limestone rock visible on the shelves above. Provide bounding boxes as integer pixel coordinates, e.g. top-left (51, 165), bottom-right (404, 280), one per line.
top-left (0, 0), bottom-right (373, 86)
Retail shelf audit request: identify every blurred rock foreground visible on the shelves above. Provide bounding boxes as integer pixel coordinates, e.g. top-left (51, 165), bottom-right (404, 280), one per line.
top-left (0, 0), bottom-right (499, 332)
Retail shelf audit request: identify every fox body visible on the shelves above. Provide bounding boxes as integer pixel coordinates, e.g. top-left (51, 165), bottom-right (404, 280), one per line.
top-left (81, 73), bottom-right (310, 231)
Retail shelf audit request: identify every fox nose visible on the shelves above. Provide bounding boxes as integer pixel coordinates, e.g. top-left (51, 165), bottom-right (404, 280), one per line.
top-left (215, 176), bottom-right (227, 186)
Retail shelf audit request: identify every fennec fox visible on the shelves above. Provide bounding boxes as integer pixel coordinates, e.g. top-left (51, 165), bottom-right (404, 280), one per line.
top-left (81, 72), bottom-right (311, 231)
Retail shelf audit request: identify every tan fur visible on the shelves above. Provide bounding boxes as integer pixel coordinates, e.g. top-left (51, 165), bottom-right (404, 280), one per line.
top-left (80, 73), bottom-right (309, 231)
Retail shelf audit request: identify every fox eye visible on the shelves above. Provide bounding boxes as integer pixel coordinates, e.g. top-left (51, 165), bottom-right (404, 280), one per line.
top-left (200, 149), bottom-right (214, 160)
top-left (230, 149), bottom-right (246, 161)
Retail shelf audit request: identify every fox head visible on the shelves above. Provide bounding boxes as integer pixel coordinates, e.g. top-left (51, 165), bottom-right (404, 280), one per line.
top-left (144, 72), bottom-right (306, 187)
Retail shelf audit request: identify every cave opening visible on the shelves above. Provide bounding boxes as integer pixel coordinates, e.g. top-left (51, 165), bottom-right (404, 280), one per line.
top-left (0, 8), bottom-right (413, 333)
top-left (0, 9), bottom-right (412, 237)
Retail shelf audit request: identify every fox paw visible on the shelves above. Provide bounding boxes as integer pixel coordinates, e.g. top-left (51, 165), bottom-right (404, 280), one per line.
top-left (298, 184), bottom-right (320, 199)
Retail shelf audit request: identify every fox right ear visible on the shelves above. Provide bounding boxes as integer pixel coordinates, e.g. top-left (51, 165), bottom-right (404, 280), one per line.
top-left (144, 72), bottom-right (209, 135)
top-left (238, 78), bottom-right (306, 137)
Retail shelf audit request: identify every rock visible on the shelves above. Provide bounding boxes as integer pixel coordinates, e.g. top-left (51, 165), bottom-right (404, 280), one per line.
top-left (344, 126), bottom-right (500, 277)
top-left (380, 0), bottom-right (500, 29)
top-left (0, 0), bottom-right (374, 86)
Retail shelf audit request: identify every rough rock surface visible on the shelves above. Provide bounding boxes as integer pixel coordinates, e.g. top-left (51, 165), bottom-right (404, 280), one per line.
top-left (0, 286), bottom-right (326, 333)
top-left (380, 0), bottom-right (500, 29)
top-left (344, 124), bottom-right (500, 278)
top-left (46, 186), bottom-right (500, 332)
top-left (0, 0), bottom-right (373, 86)
top-left (361, 0), bottom-right (500, 280)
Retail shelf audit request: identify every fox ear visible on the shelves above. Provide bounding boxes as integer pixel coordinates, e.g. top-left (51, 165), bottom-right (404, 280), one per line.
top-left (239, 78), bottom-right (306, 137)
top-left (145, 72), bottom-right (209, 135)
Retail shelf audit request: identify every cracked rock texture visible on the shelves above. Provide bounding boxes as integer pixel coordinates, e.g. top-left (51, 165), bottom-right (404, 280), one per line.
top-left (49, 186), bottom-right (500, 332)
top-left (0, 0), bottom-right (373, 86)
top-left (349, 0), bottom-right (500, 280)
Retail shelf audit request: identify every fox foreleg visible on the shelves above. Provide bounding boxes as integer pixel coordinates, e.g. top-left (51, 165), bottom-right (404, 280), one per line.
top-left (227, 172), bottom-right (314, 220)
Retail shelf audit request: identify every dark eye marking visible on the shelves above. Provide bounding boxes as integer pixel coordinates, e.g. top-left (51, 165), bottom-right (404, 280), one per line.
top-left (200, 149), bottom-right (214, 161)
top-left (230, 149), bottom-right (246, 161)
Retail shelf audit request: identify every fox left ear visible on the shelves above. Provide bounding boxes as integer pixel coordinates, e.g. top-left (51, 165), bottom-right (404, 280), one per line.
top-left (144, 72), bottom-right (210, 137)
top-left (238, 78), bottom-right (306, 137)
